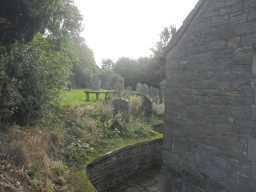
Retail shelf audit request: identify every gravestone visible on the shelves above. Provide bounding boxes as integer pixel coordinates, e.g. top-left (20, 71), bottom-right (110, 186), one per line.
top-left (164, 0), bottom-right (256, 192)
top-left (159, 80), bottom-right (166, 104)
top-left (112, 99), bottom-right (129, 115)
top-left (137, 83), bottom-right (161, 104)
top-left (151, 87), bottom-right (160, 104)
top-left (141, 96), bottom-right (152, 122)
top-left (101, 74), bottom-right (112, 90)
top-left (112, 75), bottom-right (124, 92)
top-left (143, 84), bottom-right (150, 96)
top-left (136, 83), bottom-right (143, 93)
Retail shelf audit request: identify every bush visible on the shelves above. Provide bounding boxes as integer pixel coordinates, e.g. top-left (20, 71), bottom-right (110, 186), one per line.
top-left (0, 34), bottom-right (72, 126)
top-left (129, 96), bottom-right (142, 117)
top-left (153, 103), bottom-right (165, 116)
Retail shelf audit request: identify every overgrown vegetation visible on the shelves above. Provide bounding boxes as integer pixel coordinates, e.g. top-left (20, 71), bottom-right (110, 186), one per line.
top-left (0, 99), bottom-right (162, 192)
top-left (0, 0), bottom-right (82, 45)
top-left (0, 0), bottom-right (165, 191)
top-left (0, 34), bottom-right (73, 126)
top-left (0, 0), bottom-right (84, 126)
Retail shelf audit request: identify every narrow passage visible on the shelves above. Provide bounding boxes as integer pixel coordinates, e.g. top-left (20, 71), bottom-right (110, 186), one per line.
top-left (111, 167), bottom-right (161, 192)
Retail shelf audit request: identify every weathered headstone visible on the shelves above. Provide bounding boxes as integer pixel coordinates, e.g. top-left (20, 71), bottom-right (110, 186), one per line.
top-left (143, 84), bottom-right (149, 96)
top-left (159, 80), bottom-right (166, 104)
top-left (137, 83), bottom-right (161, 104)
top-left (141, 96), bottom-right (152, 122)
top-left (136, 83), bottom-right (143, 93)
top-left (112, 99), bottom-right (129, 115)
top-left (151, 87), bottom-right (160, 104)
top-left (112, 76), bottom-right (124, 92)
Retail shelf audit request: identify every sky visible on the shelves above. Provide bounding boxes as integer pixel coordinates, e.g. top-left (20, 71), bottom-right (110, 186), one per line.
top-left (74, 0), bottom-right (198, 65)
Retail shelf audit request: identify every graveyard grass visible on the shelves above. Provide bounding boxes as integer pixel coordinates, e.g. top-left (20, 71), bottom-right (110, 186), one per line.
top-left (60, 89), bottom-right (107, 106)
top-left (52, 89), bottom-right (164, 192)
top-left (2, 88), bottom-right (163, 192)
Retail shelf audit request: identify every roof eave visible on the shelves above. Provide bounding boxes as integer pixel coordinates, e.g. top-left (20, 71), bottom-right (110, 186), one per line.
top-left (165, 0), bottom-right (207, 54)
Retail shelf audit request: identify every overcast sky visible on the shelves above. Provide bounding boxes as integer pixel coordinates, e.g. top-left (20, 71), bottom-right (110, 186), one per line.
top-left (74, 0), bottom-right (198, 64)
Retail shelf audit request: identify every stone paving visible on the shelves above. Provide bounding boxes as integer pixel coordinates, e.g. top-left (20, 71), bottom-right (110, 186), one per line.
top-left (111, 168), bottom-right (161, 192)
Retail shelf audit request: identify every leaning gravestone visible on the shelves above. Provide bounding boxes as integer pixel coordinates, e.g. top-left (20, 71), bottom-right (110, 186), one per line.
top-left (112, 76), bottom-right (124, 92)
top-left (159, 80), bottom-right (166, 104)
top-left (141, 96), bottom-right (152, 122)
top-left (112, 99), bottom-right (129, 122)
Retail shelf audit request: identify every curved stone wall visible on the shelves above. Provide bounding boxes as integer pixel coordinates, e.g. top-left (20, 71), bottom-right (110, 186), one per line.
top-left (87, 138), bottom-right (163, 192)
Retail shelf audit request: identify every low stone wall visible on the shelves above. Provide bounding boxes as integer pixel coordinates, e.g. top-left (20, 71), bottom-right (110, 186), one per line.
top-left (86, 138), bottom-right (163, 192)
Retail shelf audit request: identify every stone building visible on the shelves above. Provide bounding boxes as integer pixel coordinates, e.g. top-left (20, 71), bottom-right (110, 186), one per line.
top-left (164, 0), bottom-right (256, 191)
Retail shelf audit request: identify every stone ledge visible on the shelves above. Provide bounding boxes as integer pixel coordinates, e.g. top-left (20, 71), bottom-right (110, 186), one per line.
top-left (87, 138), bottom-right (163, 192)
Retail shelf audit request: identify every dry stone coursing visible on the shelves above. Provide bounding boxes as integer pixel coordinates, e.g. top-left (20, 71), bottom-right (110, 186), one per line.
top-left (164, 0), bottom-right (256, 191)
top-left (87, 139), bottom-right (162, 192)
top-left (111, 168), bottom-right (161, 192)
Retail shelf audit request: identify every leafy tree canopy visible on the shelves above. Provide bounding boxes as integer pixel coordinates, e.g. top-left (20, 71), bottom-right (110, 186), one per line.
top-left (71, 38), bottom-right (98, 88)
top-left (0, 34), bottom-right (73, 125)
top-left (113, 26), bottom-right (176, 89)
top-left (0, 0), bottom-right (82, 45)
top-left (114, 57), bottom-right (147, 89)
top-left (0, 0), bottom-right (89, 126)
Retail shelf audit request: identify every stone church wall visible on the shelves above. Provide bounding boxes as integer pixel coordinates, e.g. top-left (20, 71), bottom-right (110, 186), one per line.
top-left (164, 0), bottom-right (256, 191)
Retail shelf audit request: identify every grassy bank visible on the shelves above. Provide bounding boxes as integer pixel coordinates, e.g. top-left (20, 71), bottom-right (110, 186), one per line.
top-left (0, 89), bottom-right (163, 192)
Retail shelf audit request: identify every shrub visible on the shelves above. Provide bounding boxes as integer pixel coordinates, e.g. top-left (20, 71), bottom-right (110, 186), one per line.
top-left (108, 113), bottom-right (129, 138)
top-left (129, 96), bottom-right (142, 117)
top-left (126, 119), bottom-right (153, 138)
top-left (153, 103), bottom-right (165, 116)
top-left (2, 143), bottom-right (27, 168)
top-left (64, 139), bottom-right (93, 167)
top-left (0, 34), bottom-right (72, 126)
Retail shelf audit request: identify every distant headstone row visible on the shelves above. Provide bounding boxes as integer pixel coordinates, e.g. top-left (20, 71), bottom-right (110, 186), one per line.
top-left (136, 82), bottom-right (165, 104)
top-left (91, 74), bottom-right (124, 91)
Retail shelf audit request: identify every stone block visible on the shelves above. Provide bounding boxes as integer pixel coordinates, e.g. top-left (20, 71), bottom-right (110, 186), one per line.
top-left (164, 0), bottom-right (256, 191)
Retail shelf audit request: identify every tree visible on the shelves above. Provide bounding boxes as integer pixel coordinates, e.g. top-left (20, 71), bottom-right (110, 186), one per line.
top-left (0, 34), bottom-right (73, 125)
top-left (113, 26), bottom-right (176, 89)
top-left (71, 39), bottom-right (98, 88)
top-left (0, 0), bottom-right (82, 45)
top-left (0, 0), bottom-right (84, 126)
top-left (114, 57), bottom-right (146, 89)
top-left (148, 26), bottom-right (176, 85)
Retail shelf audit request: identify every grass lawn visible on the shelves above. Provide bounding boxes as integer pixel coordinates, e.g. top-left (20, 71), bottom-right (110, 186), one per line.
top-left (60, 89), bottom-right (108, 106)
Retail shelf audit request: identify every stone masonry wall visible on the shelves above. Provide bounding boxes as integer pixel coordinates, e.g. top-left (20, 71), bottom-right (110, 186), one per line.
top-left (164, 0), bottom-right (256, 191)
top-left (87, 139), bottom-right (163, 192)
